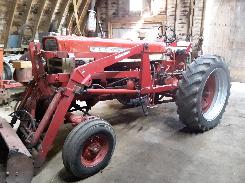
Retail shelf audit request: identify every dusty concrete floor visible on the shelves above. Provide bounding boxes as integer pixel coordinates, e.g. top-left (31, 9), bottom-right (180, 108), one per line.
top-left (1, 82), bottom-right (245, 183)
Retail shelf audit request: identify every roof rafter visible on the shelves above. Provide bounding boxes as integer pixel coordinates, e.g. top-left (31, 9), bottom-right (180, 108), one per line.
top-left (57, 0), bottom-right (72, 29)
top-left (32, 0), bottom-right (47, 39)
top-left (67, 0), bottom-right (83, 33)
top-left (43, 0), bottom-right (59, 32)
top-left (77, 0), bottom-right (92, 27)
top-left (22, 0), bottom-right (34, 25)
top-left (4, 0), bottom-right (18, 48)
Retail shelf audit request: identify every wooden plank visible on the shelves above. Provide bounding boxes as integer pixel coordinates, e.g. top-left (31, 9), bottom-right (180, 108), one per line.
top-left (109, 15), bottom-right (166, 24)
top-left (4, 48), bottom-right (24, 52)
top-left (32, 0), bottom-right (47, 39)
top-left (4, 0), bottom-right (18, 48)
top-left (166, 0), bottom-right (177, 29)
top-left (202, 0), bottom-right (245, 81)
top-left (175, 0), bottom-right (191, 40)
top-left (12, 61), bottom-right (32, 69)
top-left (200, 0), bottom-right (206, 36)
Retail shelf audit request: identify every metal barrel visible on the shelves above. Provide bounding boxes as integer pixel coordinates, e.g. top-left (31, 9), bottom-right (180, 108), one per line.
top-left (0, 117), bottom-right (34, 183)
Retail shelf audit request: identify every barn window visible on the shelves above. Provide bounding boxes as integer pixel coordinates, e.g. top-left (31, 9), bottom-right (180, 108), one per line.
top-left (130, 0), bottom-right (143, 12)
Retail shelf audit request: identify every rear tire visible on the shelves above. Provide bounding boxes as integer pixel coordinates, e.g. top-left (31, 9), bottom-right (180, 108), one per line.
top-left (3, 62), bottom-right (12, 80)
top-left (176, 55), bottom-right (231, 132)
top-left (62, 118), bottom-right (116, 178)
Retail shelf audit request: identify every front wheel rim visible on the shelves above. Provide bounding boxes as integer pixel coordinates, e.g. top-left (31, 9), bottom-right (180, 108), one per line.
top-left (201, 68), bottom-right (229, 121)
top-left (81, 134), bottom-right (109, 167)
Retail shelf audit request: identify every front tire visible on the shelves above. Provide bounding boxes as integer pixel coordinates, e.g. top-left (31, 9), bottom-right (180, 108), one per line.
top-left (62, 118), bottom-right (116, 178)
top-left (176, 55), bottom-right (231, 132)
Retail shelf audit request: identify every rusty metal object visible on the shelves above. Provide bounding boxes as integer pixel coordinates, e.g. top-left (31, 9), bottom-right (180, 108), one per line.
top-left (12, 60), bottom-right (33, 83)
top-left (6, 153), bottom-right (33, 183)
top-left (14, 68), bottom-right (33, 83)
top-left (0, 117), bottom-right (33, 183)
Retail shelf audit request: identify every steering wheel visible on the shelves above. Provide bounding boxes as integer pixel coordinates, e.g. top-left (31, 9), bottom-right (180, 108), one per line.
top-left (158, 26), bottom-right (177, 43)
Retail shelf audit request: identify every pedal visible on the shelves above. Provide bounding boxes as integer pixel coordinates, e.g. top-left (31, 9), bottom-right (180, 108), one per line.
top-left (138, 95), bottom-right (149, 116)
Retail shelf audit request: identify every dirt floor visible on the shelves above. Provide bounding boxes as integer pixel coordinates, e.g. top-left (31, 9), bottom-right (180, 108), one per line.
top-left (1, 82), bottom-right (245, 183)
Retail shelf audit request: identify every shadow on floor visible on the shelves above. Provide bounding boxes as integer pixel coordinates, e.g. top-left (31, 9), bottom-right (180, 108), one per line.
top-left (58, 168), bottom-right (83, 182)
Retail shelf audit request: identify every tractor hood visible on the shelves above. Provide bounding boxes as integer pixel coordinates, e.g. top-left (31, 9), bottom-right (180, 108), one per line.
top-left (42, 35), bottom-right (167, 54)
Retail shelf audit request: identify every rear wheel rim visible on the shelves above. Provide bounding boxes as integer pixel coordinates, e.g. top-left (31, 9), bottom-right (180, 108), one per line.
top-left (201, 68), bottom-right (229, 121)
top-left (202, 74), bottom-right (216, 112)
top-left (81, 134), bottom-right (109, 167)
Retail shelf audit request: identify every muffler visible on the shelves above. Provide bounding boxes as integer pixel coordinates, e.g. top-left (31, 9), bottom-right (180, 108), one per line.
top-left (0, 117), bottom-right (33, 183)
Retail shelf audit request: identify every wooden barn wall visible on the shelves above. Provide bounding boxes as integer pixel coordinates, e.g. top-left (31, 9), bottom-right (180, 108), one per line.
top-left (0, 1), bottom-right (8, 45)
top-left (0, 0), bottom-right (207, 53)
top-left (166, 0), bottom-right (205, 54)
top-left (0, 0), bottom-right (73, 46)
top-left (97, 0), bottom-right (167, 37)
top-left (203, 0), bottom-right (245, 82)
top-left (97, 0), bottom-right (205, 42)
top-left (97, 0), bottom-right (205, 53)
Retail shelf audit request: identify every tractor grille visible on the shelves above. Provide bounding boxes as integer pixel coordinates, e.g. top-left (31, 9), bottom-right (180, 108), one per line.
top-left (47, 58), bottom-right (91, 74)
top-left (47, 58), bottom-right (74, 74)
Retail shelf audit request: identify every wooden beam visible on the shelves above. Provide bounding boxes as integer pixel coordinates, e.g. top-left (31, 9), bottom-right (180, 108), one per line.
top-left (73, 0), bottom-right (82, 35)
top-left (4, 0), bottom-right (18, 48)
top-left (21, 0), bottom-right (34, 25)
top-left (109, 15), bottom-right (166, 24)
top-left (32, 0), bottom-right (47, 39)
top-left (12, 61), bottom-right (32, 69)
top-left (67, 0), bottom-right (82, 33)
top-left (44, 0), bottom-right (59, 32)
top-left (57, 0), bottom-right (71, 29)
top-left (77, 0), bottom-right (92, 28)
top-left (200, 0), bottom-right (206, 37)
top-left (67, 15), bottom-right (74, 32)
top-left (64, 3), bottom-right (73, 28)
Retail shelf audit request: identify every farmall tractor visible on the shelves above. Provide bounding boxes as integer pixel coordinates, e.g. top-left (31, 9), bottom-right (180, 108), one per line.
top-left (0, 28), bottom-right (230, 182)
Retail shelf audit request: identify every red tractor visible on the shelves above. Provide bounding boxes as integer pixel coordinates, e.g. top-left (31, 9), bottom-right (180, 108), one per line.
top-left (0, 31), bottom-right (230, 182)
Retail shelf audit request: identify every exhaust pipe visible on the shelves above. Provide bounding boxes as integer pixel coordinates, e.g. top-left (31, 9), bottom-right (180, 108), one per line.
top-left (0, 117), bottom-right (33, 183)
